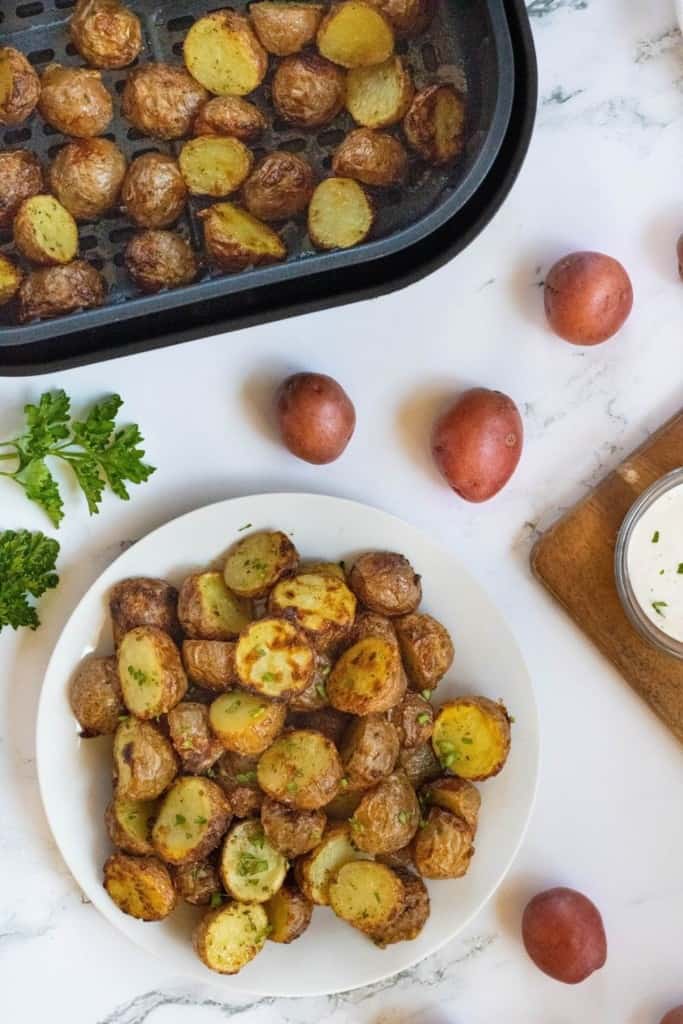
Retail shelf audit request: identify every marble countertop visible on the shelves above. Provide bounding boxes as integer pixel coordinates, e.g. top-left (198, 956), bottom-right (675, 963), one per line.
top-left (2, 1), bottom-right (683, 1021)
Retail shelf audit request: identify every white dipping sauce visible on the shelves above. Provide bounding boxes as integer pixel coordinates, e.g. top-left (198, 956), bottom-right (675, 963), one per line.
top-left (627, 480), bottom-right (683, 642)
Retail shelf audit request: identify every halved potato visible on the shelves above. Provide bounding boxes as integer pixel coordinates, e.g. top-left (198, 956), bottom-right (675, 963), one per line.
top-left (183, 639), bottom-right (238, 691)
top-left (117, 625), bottom-right (188, 719)
top-left (113, 717), bottom-right (178, 801)
top-left (220, 818), bottom-right (288, 902)
top-left (261, 796), bottom-right (326, 857)
top-left (288, 651), bottom-right (333, 712)
top-left (268, 573), bottom-right (356, 653)
top-left (345, 56), bottom-right (413, 128)
top-left (327, 636), bottom-right (405, 715)
top-left (184, 11), bottom-right (268, 97)
top-left (386, 690), bottom-right (434, 748)
top-left (257, 729), bottom-right (343, 810)
top-left (193, 901), bottom-right (269, 973)
top-left (341, 713), bottom-right (399, 791)
top-left (70, 655), bottom-right (123, 737)
top-left (104, 852), bottom-right (176, 921)
top-left (250, 2), bottom-right (324, 56)
top-left (299, 560), bottom-right (347, 581)
top-left (179, 136), bottom-right (254, 197)
top-left (167, 702), bottom-right (224, 774)
top-left (308, 178), bottom-right (373, 251)
top-left (350, 771), bottom-right (420, 854)
top-left (317, 1), bottom-right (394, 68)
top-left (224, 530), bottom-right (299, 598)
top-left (0, 47), bottom-right (40, 127)
top-left (332, 128), bottom-right (407, 188)
top-left (105, 796), bottom-right (160, 855)
top-left (420, 775), bottom-right (481, 832)
top-left (178, 571), bottom-right (251, 641)
top-left (265, 882), bottom-right (313, 942)
top-left (109, 577), bottom-right (180, 647)
top-left (193, 95), bottom-right (266, 140)
top-left (13, 195), bottom-right (78, 267)
top-left (403, 84), bottom-right (466, 165)
top-left (235, 617), bottom-right (314, 700)
top-left (431, 697), bottom-right (511, 780)
top-left (329, 860), bottom-right (404, 933)
top-left (209, 688), bottom-right (286, 755)
top-left (213, 750), bottom-right (264, 818)
top-left (201, 202), bottom-right (287, 271)
top-left (394, 611), bottom-right (454, 692)
top-left (0, 254), bottom-right (23, 306)
top-left (411, 805), bottom-right (474, 879)
top-left (368, 866), bottom-right (429, 946)
top-left (152, 776), bottom-right (231, 865)
top-left (174, 859), bottom-right (222, 906)
top-left (295, 823), bottom-right (370, 904)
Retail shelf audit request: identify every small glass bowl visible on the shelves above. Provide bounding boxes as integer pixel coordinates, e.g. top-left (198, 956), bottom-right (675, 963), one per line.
top-left (614, 466), bottom-right (683, 660)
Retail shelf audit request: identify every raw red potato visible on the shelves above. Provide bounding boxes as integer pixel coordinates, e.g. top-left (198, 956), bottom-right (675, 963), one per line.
top-left (544, 250), bottom-right (633, 345)
top-left (276, 372), bottom-right (356, 464)
top-left (522, 886), bottom-right (607, 984)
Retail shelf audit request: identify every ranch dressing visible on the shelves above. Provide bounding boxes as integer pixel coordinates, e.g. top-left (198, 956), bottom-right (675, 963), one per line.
top-left (626, 480), bottom-right (683, 642)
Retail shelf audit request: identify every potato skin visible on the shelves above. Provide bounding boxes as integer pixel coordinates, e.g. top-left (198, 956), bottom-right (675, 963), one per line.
top-left (243, 152), bottom-right (314, 223)
top-left (174, 859), bottom-right (222, 906)
top-left (365, 0), bottom-right (433, 37)
top-left (394, 612), bottom-right (454, 692)
top-left (105, 796), bottom-right (159, 855)
top-left (411, 806), bottom-right (474, 879)
top-left (261, 796), bottom-right (326, 857)
top-left (403, 84), bottom-right (466, 164)
top-left (0, 47), bottom-right (40, 127)
top-left (250, 3), bottom-right (324, 56)
top-left (69, 0), bottom-right (142, 70)
top-left (420, 775), bottom-right (480, 832)
top-left (288, 706), bottom-right (351, 747)
top-left (213, 751), bottom-right (264, 818)
top-left (349, 551), bottom-right (422, 617)
top-left (70, 655), bottom-right (123, 736)
top-left (348, 610), bottom-right (397, 647)
top-left (340, 714), bottom-right (399, 790)
top-left (0, 150), bottom-right (43, 231)
top-left (122, 64), bottom-right (208, 140)
top-left (431, 388), bottom-right (523, 503)
top-left (368, 867), bottom-right (429, 946)
top-left (49, 139), bottom-right (126, 222)
top-left (265, 881), bottom-right (313, 942)
top-left (272, 55), bottom-right (346, 129)
top-left (110, 577), bottom-right (180, 647)
top-left (103, 852), bottom-right (177, 921)
top-left (276, 373), bottom-right (356, 465)
top-left (544, 251), bottom-right (633, 345)
top-left (677, 235), bottom-right (683, 281)
top-left (522, 887), bottom-right (607, 984)
top-left (350, 771), bottom-right (420, 854)
top-left (200, 202), bottom-right (286, 272)
top-left (386, 690), bottom-right (433, 748)
top-left (167, 702), bottom-right (224, 774)
top-left (17, 262), bottom-right (106, 323)
top-left (193, 96), bottom-right (266, 141)
top-left (398, 740), bottom-right (441, 789)
top-left (660, 1010), bottom-right (683, 1024)
top-left (288, 650), bottom-right (333, 711)
top-left (183, 640), bottom-right (238, 691)
top-left (332, 128), bottom-right (407, 187)
top-left (113, 717), bottom-right (178, 801)
top-left (125, 230), bottom-right (198, 294)
top-left (121, 154), bottom-right (188, 229)
top-left (39, 64), bottom-right (113, 138)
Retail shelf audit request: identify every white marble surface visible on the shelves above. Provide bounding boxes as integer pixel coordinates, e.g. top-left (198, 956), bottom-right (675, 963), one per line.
top-left (2, 1), bottom-right (683, 1021)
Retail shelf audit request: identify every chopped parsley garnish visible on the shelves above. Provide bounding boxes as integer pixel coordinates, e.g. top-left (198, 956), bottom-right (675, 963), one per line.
top-left (397, 810), bottom-right (408, 825)
top-left (340, 777), bottom-right (349, 788)
top-left (209, 892), bottom-right (224, 909)
top-left (421, 689), bottom-right (432, 701)
top-left (235, 770), bottom-right (257, 785)
top-left (237, 852), bottom-right (269, 877)
top-left (442, 752), bottom-right (456, 768)
top-left (416, 712), bottom-right (430, 725)
top-left (678, 564), bottom-right (683, 574)
top-left (194, 816), bottom-right (208, 825)
top-left (652, 530), bottom-right (660, 543)
top-left (261, 672), bottom-right (277, 683)
top-left (175, 814), bottom-right (187, 825)
top-left (461, 737), bottom-right (473, 745)
top-left (238, 523), bottom-right (252, 532)
top-left (249, 705), bottom-right (266, 719)
top-left (652, 601), bottom-right (668, 617)
top-left (127, 665), bottom-right (147, 686)
top-left (286, 781), bottom-right (298, 793)
top-left (315, 682), bottom-right (327, 701)
top-left (254, 647), bottom-right (266, 657)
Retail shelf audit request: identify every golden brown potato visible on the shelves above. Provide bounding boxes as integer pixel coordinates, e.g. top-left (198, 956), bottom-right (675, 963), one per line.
top-left (403, 84), bottom-right (466, 164)
top-left (327, 636), bottom-right (405, 715)
top-left (420, 775), bottom-right (481, 832)
top-left (386, 690), bottom-right (434, 748)
top-left (193, 96), bottom-right (266, 141)
top-left (13, 195), bottom-right (78, 267)
top-left (124, 229), bottom-right (198, 294)
top-left (220, 818), bottom-right (288, 902)
top-left (265, 881), bottom-right (313, 942)
top-left (349, 551), bottom-right (422, 617)
top-left (174, 859), bottom-right (222, 906)
top-left (365, 0), bottom-right (433, 37)
top-left (69, 0), bottom-right (142, 69)
top-left (272, 55), bottom-right (346, 129)
top-left (167, 702), bottom-right (224, 774)
top-left (287, 706), bottom-right (351, 746)
top-left (193, 901), bottom-right (269, 974)
top-left (235, 617), bottom-right (315, 701)
top-left (39, 64), bottom-right (112, 137)
top-left (369, 866), bottom-right (429, 946)
top-left (70, 654), bottom-right (123, 737)
top-left (250, 3), bottom-right (324, 56)
top-left (121, 153), bottom-right (188, 229)
top-left (0, 150), bottom-right (43, 231)
top-left (0, 255), bottom-right (22, 307)
top-left (257, 729), bottom-right (343, 810)
top-left (288, 651), bottom-right (333, 712)
top-left (178, 571), bottom-right (251, 641)
top-left (345, 56), bottom-right (413, 128)
top-left (350, 771), bottom-right (419, 854)
top-left (224, 530), bottom-right (299, 599)
top-left (330, 860), bottom-right (404, 933)
top-left (0, 47), bottom-right (40, 127)
top-left (544, 250), bottom-right (634, 346)
top-left (104, 852), bottom-right (177, 921)
top-left (16, 261), bottom-right (105, 323)
top-left (299, 560), bottom-right (347, 581)
top-left (200, 202), bottom-right (286, 272)
top-left (153, 776), bottom-right (232, 865)
top-left (398, 740), bottom-right (441, 789)
top-left (209, 689), bottom-right (286, 756)
top-left (179, 136), bottom-right (254, 198)
top-left (184, 11), bottom-right (268, 97)
top-left (261, 796), bottom-right (326, 857)
top-left (340, 714), bottom-right (399, 790)
top-left (49, 139), bottom-right (126, 222)
top-left (411, 805), bottom-right (474, 879)
top-left (243, 152), bottom-right (314, 222)
top-left (432, 696), bottom-right (511, 780)
top-left (317, 1), bottom-right (394, 68)
top-left (324, 786), bottom-right (363, 820)
top-left (113, 717), bottom-right (178, 801)
top-left (295, 822), bottom-right (370, 904)
top-left (332, 128), bottom-right (407, 187)
top-left (268, 572), bottom-right (357, 654)
top-left (105, 796), bottom-right (159, 855)
top-left (118, 625), bottom-right (187, 719)
top-left (348, 609), bottom-right (398, 647)
top-left (394, 612), bottom-right (454, 692)
top-left (110, 577), bottom-right (180, 647)
top-left (122, 63), bottom-right (208, 140)
top-left (308, 177), bottom-right (374, 251)
top-left (213, 750), bottom-right (264, 818)
top-left (182, 640), bottom-right (237, 692)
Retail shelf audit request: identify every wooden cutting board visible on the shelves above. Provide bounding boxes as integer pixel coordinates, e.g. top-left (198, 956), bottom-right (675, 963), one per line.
top-left (531, 409), bottom-right (683, 743)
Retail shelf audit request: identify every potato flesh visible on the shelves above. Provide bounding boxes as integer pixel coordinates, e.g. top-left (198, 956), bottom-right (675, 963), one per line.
top-left (179, 137), bottom-right (253, 197)
top-left (209, 688), bottom-right (286, 754)
top-left (327, 636), bottom-right (401, 714)
top-left (0, 58), bottom-right (12, 111)
top-left (432, 700), bottom-right (510, 779)
top-left (257, 729), bottom-right (342, 808)
top-left (110, 797), bottom-right (159, 854)
top-left (16, 195), bottom-right (78, 265)
top-left (329, 860), bottom-right (403, 931)
top-left (298, 825), bottom-right (370, 904)
top-left (220, 819), bottom-right (288, 902)
top-left (153, 777), bottom-right (227, 864)
top-left (318, 2), bottom-right (394, 68)
top-left (435, 90), bottom-right (462, 158)
top-left (195, 902), bottom-right (268, 973)
top-left (118, 627), bottom-right (186, 718)
top-left (346, 58), bottom-right (412, 128)
top-left (269, 573), bottom-right (357, 639)
top-left (104, 853), bottom-right (176, 921)
top-left (236, 618), bottom-right (314, 699)
top-left (0, 254), bottom-right (21, 305)
top-left (202, 202), bottom-right (287, 270)
top-left (184, 14), bottom-right (266, 96)
top-left (194, 571), bottom-right (250, 638)
top-left (224, 530), bottom-right (298, 598)
top-left (265, 884), bottom-right (313, 942)
top-left (308, 178), bottom-right (373, 251)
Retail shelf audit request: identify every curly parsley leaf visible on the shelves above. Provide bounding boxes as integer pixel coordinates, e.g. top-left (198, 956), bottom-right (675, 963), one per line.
top-left (0, 530), bottom-right (60, 632)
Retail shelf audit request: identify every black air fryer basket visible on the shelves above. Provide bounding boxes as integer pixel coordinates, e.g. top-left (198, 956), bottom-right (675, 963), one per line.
top-left (0, 0), bottom-right (537, 374)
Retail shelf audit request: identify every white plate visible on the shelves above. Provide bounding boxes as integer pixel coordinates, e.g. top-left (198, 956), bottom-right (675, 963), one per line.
top-left (37, 493), bottom-right (539, 997)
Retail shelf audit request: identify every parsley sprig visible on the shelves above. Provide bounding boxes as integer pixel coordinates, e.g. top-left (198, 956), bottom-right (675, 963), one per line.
top-left (0, 530), bottom-right (59, 632)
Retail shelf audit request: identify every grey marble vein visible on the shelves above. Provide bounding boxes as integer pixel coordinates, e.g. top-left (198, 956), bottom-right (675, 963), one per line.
top-left (634, 27), bottom-right (682, 64)
top-left (542, 86), bottom-right (585, 106)
top-left (526, 0), bottom-right (588, 19)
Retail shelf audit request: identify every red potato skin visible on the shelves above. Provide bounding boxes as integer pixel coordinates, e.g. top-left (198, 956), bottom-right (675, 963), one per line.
top-left (431, 388), bottom-right (523, 502)
top-left (544, 251), bottom-right (633, 345)
top-left (276, 372), bottom-right (356, 465)
top-left (660, 1010), bottom-right (683, 1024)
top-left (522, 887), bottom-right (607, 984)
top-left (677, 234), bottom-right (683, 281)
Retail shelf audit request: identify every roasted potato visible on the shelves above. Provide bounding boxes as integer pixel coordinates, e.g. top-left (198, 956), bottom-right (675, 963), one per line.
top-left (261, 796), bottom-right (326, 857)
top-left (265, 881), bottom-right (313, 942)
top-left (0, 150), bottom-right (43, 231)
top-left (49, 138), bottom-right (127, 222)
top-left (104, 852), bottom-right (177, 921)
top-left (349, 551), bottom-right (422, 617)
top-left (345, 55), bottom-right (413, 128)
top-left (332, 128), bottom-right (407, 187)
top-left (268, 572), bottom-right (357, 654)
top-left (0, 255), bottom-right (22, 307)
top-left (365, 0), bottom-right (433, 37)
top-left (184, 11), bottom-right (268, 97)
top-left (350, 771), bottom-right (419, 854)
top-left (178, 571), bottom-right (250, 641)
top-left (223, 530), bottom-right (299, 598)
top-left (327, 636), bottom-right (405, 715)
top-left (250, 3), bottom-right (324, 56)
top-left (317, 1), bottom-right (394, 68)
top-left (220, 818), bottom-right (288, 902)
top-left (193, 96), bottom-right (266, 141)
top-left (110, 577), bottom-right (180, 647)
top-left (69, 0), bottom-right (142, 70)
top-left (398, 740), bottom-right (441, 789)
top-left (324, 786), bottom-right (363, 820)
top-left (121, 153), bottom-right (188, 229)
top-left (276, 372), bottom-right (356, 464)
top-left (544, 250), bottom-right (634, 346)
top-left (122, 64), bottom-right (208, 140)
top-left (257, 729), bottom-right (343, 809)
top-left (299, 560), bottom-right (347, 581)
top-left (308, 177), bottom-right (374, 251)
top-left (432, 696), bottom-right (511, 780)
top-left (340, 714), bottom-right (399, 790)
top-left (369, 867), bottom-right (429, 946)
top-left (386, 690), bottom-right (433, 748)
top-left (348, 609), bottom-right (397, 647)
top-left (420, 775), bottom-right (480, 833)
top-left (411, 805), bottom-right (474, 879)
top-left (330, 860), bottom-right (404, 933)
top-left (288, 651), bottom-right (333, 711)
top-left (117, 625), bottom-right (188, 719)
top-left (167, 702), bottom-right (224, 774)
top-left (287, 706), bottom-right (351, 746)
top-left (69, 654), bottom-right (123, 737)
top-left (403, 84), bottom-right (466, 164)
top-left (235, 617), bottom-right (315, 700)
top-left (152, 776), bottom-right (231, 865)
top-left (394, 612), bottom-right (454, 692)
top-left (193, 901), bottom-right (269, 974)
top-left (271, 55), bottom-right (346, 129)
top-left (243, 152), bottom-right (314, 222)
top-left (39, 64), bottom-right (112, 137)
top-left (16, 261), bottom-right (105, 323)
top-left (200, 201), bottom-right (287, 272)
top-left (376, 844), bottom-right (414, 871)
top-left (522, 887), bottom-right (607, 984)
top-left (174, 858), bottom-right (222, 906)
top-left (179, 136), bottom-right (254, 198)
top-left (295, 822), bottom-right (369, 904)
top-left (209, 689), bottom-right (286, 756)
top-left (0, 47), bottom-right (40, 127)
top-left (113, 717), bottom-right (178, 800)
top-left (105, 795), bottom-right (159, 855)
top-left (125, 229), bottom-right (199, 294)
top-left (183, 639), bottom-right (237, 691)
top-left (213, 750), bottom-right (264, 818)
top-left (13, 195), bottom-right (78, 267)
